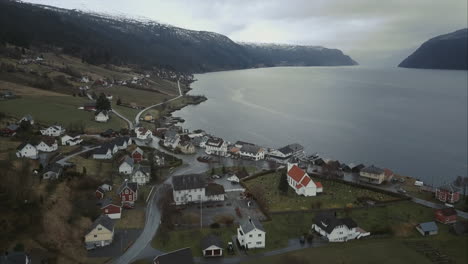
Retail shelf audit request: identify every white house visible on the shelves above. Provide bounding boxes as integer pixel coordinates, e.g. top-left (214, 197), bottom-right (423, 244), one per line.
top-left (268, 143), bottom-right (305, 163)
top-left (35, 137), bottom-right (58, 152)
top-left (311, 212), bottom-right (370, 242)
top-left (287, 162), bottom-right (322, 196)
top-left (131, 164), bottom-right (151, 185)
top-left (18, 114), bottom-right (34, 125)
top-left (239, 144), bottom-right (265, 161)
top-left (119, 155), bottom-right (134, 175)
top-left (40, 125), bottom-right (65, 137)
top-left (61, 134), bottom-right (83, 146)
top-left (172, 174), bottom-right (225, 205)
top-left (93, 145), bottom-right (113, 159)
top-left (201, 235), bottom-right (223, 257)
top-left (205, 137), bottom-right (228, 156)
top-left (163, 129), bottom-right (180, 149)
top-left (135, 127), bottom-right (152, 140)
top-left (16, 142), bottom-right (38, 159)
top-left (237, 218), bottom-right (266, 249)
top-left (95, 111), bottom-right (110, 122)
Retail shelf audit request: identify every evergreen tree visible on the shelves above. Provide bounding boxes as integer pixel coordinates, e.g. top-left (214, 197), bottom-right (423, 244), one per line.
top-left (116, 97), bottom-right (122, 105)
top-left (96, 93), bottom-right (111, 111)
top-left (278, 172), bottom-right (288, 194)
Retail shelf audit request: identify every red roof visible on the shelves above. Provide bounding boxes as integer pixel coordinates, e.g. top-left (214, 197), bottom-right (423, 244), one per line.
top-left (384, 169), bottom-right (393, 177)
top-left (315, 182), bottom-right (323, 188)
top-left (300, 176), bottom-right (311, 187)
top-left (288, 165), bottom-right (306, 183)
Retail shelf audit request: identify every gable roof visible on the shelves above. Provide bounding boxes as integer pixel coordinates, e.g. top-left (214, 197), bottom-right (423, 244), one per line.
top-left (438, 184), bottom-right (459, 193)
top-left (95, 110), bottom-right (108, 116)
top-left (132, 147), bottom-right (144, 155)
top-left (172, 174), bottom-right (206, 191)
top-left (100, 199), bottom-right (121, 210)
top-left (418, 221), bottom-right (438, 232)
top-left (278, 143), bottom-right (303, 155)
top-left (205, 183), bottom-right (225, 196)
top-left (16, 142), bottom-right (33, 150)
top-left (240, 217), bottom-right (265, 233)
top-left (436, 208), bottom-right (457, 217)
top-left (117, 181), bottom-right (138, 194)
top-left (154, 248), bottom-right (194, 264)
top-left (94, 144), bottom-right (112, 155)
top-left (113, 137), bottom-right (129, 147)
top-left (45, 163), bottom-right (62, 174)
top-left (133, 164), bottom-right (150, 175)
top-left (206, 137), bottom-right (224, 147)
top-left (39, 136), bottom-right (56, 147)
top-left (314, 212), bottom-right (357, 234)
top-left (361, 165), bottom-right (384, 174)
top-left (120, 155), bottom-right (134, 167)
top-left (88, 215), bottom-right (114, 233)
top-left (201, 234), bottom-right (223, 250)
top-left (288, 165), bottom-right (307, 183)
top-left (240, 144), bottom-right (263, 154)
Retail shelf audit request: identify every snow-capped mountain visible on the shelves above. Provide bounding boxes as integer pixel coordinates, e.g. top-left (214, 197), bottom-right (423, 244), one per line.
top-left (1, 0), bottom-right (357, 72)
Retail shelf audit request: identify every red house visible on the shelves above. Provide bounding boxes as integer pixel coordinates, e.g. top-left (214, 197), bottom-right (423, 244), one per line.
top-left (95, 187), bottom-right (105, 199)
top-left (117, 181), bottom-right (138, 207)
top-left (101, 201), bottom-right (122, 219)
top-left (435, 208), bottom-right (457, 224)
top-left (436, 184), bottom-right (460, 204)
top-left (132, 147), bottom-right (144, 163)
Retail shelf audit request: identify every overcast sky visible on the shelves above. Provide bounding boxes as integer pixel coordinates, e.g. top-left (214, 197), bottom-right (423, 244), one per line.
top-left (24, 0), bottom-right (467, 65)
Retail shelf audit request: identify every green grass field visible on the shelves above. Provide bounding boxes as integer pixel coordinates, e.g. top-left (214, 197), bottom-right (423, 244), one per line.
top-left (244, 172), bottom-right (398, 212)
top-left (94, 85), bottom-right (171, 107)
top-left (0, 95), bottom-right (126, 133)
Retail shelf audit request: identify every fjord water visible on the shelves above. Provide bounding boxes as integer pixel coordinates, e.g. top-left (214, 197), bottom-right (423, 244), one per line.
top-left (174, 66), bottom-right (467, 184)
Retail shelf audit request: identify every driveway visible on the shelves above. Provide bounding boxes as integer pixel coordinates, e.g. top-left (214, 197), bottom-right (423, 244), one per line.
top-left (55, 146), bottom-right (99, 166)
top-left (88, 228), bottom-right (142, 258)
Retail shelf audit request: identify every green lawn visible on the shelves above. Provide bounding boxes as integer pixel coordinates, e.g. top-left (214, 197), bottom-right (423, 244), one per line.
top-left (112, 103), bottom-right (140, 121)
top-left (0, 95), bottom-right (126, 133)
top-left (152, 227), bottom-right (237, 257)
top-left (94, 85), bottom-right (171, 107)
top-left (244, 172), bottom-right (398, 212)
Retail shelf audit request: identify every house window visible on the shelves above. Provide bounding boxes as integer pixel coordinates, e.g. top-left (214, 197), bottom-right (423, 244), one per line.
top-left (249, 234), bottom-right (253, 238)
top-left (256, 242), bottom-right (262, 245)
top-left (98, 227), bottom-right (102, 231)
top-left (94, 235), bottom-right (97, 238)
top-left (125, 189), bottom-right (129, 194)
top-left (258, 234), bottom-right (262, 237)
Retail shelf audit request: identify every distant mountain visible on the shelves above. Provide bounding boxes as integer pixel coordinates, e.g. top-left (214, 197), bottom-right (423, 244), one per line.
top-left (0, 0), bottom-right (357, 73)
top-left (240, 43), bottom-right (358, 67)
top-left (399, 29), bottom-right (467, 70)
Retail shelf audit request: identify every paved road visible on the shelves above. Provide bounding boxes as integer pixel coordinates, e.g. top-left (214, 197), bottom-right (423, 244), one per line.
top-left (56, 146), bottom-right (99, 166)
top-left (112, 109), bottom-right (134, 129)
top-left (135, 80), bottom-right (183, 125)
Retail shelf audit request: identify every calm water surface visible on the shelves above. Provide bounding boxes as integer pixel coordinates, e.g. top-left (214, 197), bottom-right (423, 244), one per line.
top-left (174, 66), bottom-right (467, 184)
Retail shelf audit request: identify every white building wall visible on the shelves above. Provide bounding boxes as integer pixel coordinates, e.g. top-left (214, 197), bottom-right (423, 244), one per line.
top-left (237, 227), bottom-right (265, 249)
top-left (119, 163), bottom-right (133, 174)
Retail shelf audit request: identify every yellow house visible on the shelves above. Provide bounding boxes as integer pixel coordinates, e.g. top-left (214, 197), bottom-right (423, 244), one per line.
top-left (144, 113), bottom-right (153, 121)
top-left (85, 215), bottom-right (115, 250)
top-left (359, 165), bottom-right (385, 184)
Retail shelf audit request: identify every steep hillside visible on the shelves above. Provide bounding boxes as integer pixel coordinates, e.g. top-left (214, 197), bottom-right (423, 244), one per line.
top-left (0, 0), bottom-right (357, 73)
top-left (399, 29), bottom-right (467, 70)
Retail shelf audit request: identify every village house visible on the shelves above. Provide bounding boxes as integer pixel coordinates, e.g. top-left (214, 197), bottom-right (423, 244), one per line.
top-left (16, 142), bottom-right (38, 159)
top-left (18, 114), bottom-right (34, 125)
top-left (135, 127), bottom-right (153, 140)
top-left (132, 147), bottom-right (144, 163)
top-left (238, 144), bottom-right (265, 161)
top-left (172, 174), bottom-right (206, 205)
top-left (119, 155), bottom-right (134, 175)
top-left (268, 143), bottom-right (305, 163)
top-left (35, 137), bottom-right (58, 152)
top-left (205, 137), bottom-right (228, 156)
top-left (287, 162), bottom-right (322, 196)
top-left (92, 145), bottom-right (113, 160)
top-left (40, 125), bottom-right (65, 137)
top-left (153, 248), bottom-right (194, 264)
top-left (435, 184), bottom-right (460, 204)
top-left (85, 215), bottom-right (115, 250)
top-left (204, 183), bottom-right (226, 202)
top-left (201, 234), bottom-right (223, 257)
top-left (237, 217), bottom-right (266, 249)
top-left (101, 200), bottom-right (122, 219)
top-left (42, 163), bottom-right (63, 180)
top-left (359, 165), bottom-right (386, 184)
top-left (131, 164), bottom-right (151, 185)
top-left (178, 140), bottom-right (196, 154)
top-left (100, 183), bottom-right (112, 192)
top-left (61, 134), bottom-right (83, 146)
top-left (312, 212), bottom-right (370, 242)
top-left (95, 187), bottom-right (105, 200)
top-left (435, 208), bottom-right (457, 224)
top-left (95, 110), bottom-right (110, 122)
top-left (112, 136), bottom-right (132, 150)
top-left (163, 129), bottom-right (180, 149)
top-left (117, 181), bottom-right (138, 207)
top-left (0, 251), bottom-right (31, 263)
top-left (416, 221), bottom-right (439, 236)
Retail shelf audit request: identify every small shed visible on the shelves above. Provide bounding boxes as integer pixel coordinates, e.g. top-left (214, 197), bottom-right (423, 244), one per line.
top-left (96, 187), bottom-right (105, 200)
top-left (201, 234), bottom-right (223, 257)
top-left (101, 201), bottom-right (122, 219)
top-left (416, 221), bottom-right (438, 236)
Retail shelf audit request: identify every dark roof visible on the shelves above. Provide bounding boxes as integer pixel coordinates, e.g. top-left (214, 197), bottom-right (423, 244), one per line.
top-left (121, 155), bottom-right (134, 167)
top-left (39, 136), bottom-right (56, 146)
top-left (437, 208), bottom-right (457, 216)
top-left (240, 217), bottom-right (265, 233)
top-left (95, 110), bottom-right (108, 116)
top-left (16, 142), bottom-right (32, 150)
top-left (112, 137), bottom-right (129, 147)
top-left (117, 181), bottom-right (138, 194)
top-left (201, 234), bottom-right (223, 250)
top-left (278, 143), bottom-right (303, 155)
top-left (205, 183), bottom-right (225, 196)
top-left (154, 248), bottom-right (194, 264)
top-left (314, 158), bottom-right (326, 166)
top-left (206, 137), bottom-right (224, 147)
top-left (89, 215), bottom-right (114, 233)
top-left (240, 144), bottom-right (263, 154)
top-left (235, 141), bottom-right (255, 146)
top-left (94, 145), bottom-right (111, 155)
top-left (172, 174), bottom-right (206, 191)
top-left (133, 164), bottom-right (150, 175)
top-left (351, 164), bottom-right (366, 172)
top-left (45, 163), bottom-right (63, 174)
top-left (361, 165), bottom-right (384, 174)
top-left (0, 252), bottom-right (29, 264)
top-left (314, 212), bottom-right (357, 234)
top-left (438, 184), bottom-right (459, 193)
